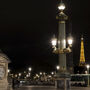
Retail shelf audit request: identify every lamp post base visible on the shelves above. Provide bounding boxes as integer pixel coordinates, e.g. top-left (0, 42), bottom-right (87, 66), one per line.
top-left (0, 81), bottom-right (8, 90)
top-left (55, 73), bottom-right (71, 90)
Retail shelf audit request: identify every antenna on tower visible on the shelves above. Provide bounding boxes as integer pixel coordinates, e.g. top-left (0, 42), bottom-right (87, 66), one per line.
top-left (81, 35), bottom-right (83, 40)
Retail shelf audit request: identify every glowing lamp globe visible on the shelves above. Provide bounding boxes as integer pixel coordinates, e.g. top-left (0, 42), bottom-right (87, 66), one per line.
top-left (86, 65), bottom-right (90, 69)
top-left (51, 37), bottom-right (57, 47)
top-left (58, 3), bottom-right (66, 11)
top-left (68, 38), bottom-right (73, 45)
top-left (40, 72), bottom-right (42, 75)
top-left (28, 67), bottom-right (32, 71)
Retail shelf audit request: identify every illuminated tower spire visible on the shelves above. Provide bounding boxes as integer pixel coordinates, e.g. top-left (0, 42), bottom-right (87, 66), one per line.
top-left (79, 36), bottom-right (86, 66)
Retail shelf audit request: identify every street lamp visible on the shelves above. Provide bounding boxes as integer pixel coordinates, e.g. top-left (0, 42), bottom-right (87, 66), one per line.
top-left (8, 69), bottom-right (10, 73)
top-left (87, 65), bottom-right (90, 69)
top-left (19, 73), bottom-right (21, 77)
top-left (51, 36), bottom-right (57, 50)
top-left (51, 0), bottom-right (72, 89)
top-left (28, 67), bottom-right (32, 71)
top-left (40, 72), bottom-right (42, 75)
top-left (56, 66), bottom-right (60, 70)
top-left (51, 72), bottom-right (54, 75)
top-left (67, 36), bottom-right (73, 47)
top-left (28, 67), bottom-right (32, 79)
top-left (86, 65), bottom-right (90, 86)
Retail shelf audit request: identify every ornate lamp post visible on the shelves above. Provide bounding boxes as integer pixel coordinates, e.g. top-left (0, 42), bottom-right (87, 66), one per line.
top-left (51, 0), bottom-right (73, 89)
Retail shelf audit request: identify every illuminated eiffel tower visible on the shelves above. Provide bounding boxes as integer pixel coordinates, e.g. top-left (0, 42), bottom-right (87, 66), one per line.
top-left (79, 36), bottom-right (86, 66)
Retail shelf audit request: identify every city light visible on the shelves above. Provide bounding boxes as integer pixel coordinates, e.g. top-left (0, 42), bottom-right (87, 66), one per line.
top-left (15, 74), bottom-right (18, 78)
top-left (24, 71), bottom-right (26, 73)
top-left (40, 72), bottom-right (42, 75)
top-left (8, 69), bottom-right (10, 73)
top-left (51, 72), bottom-right (54, 75)
top-left (26, 74), bottom-right (29, 77)
top-left (28, 67), bottom-right (32, 71)
top-left (43, 72), bottom-right (46, 75)
top-left (86, 65), bottom-right (90, 69)
top-left (36, 74), bottom-right (39, 78)
top-left (19, 73), bottom-right (21, 76)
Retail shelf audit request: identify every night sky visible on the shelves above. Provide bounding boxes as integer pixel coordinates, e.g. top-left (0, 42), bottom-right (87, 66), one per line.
top-left (0, 0), bottom-right (90, 73)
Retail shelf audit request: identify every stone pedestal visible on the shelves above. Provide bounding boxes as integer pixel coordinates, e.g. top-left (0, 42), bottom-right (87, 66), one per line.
top-left (0, 80), bottom-right (8, 90)
top-left (55, 72), bottom-right (71, 90)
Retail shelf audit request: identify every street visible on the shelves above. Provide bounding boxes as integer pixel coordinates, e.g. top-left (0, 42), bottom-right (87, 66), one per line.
top-left (14, 86), bottom-right (90, 90)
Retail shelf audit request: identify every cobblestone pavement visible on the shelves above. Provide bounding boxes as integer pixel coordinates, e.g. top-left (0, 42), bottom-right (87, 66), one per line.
top-left (14, 86), bottom-right (90, 90)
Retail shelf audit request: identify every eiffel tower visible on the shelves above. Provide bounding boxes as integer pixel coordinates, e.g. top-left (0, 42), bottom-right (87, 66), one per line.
top-left (79, 36), bottom-right (86, 66)
top-left (74, 36), bottom-right (86, 74)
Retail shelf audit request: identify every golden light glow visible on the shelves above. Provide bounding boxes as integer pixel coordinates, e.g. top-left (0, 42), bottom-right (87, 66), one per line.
top-left (86, 65), bottom-right (90, 69)
top-left (56, 66), bottom-right (60, 70)
top-left (68, 38), bottom-right (73, 45)
top-left (40, 72), bottom-right (42, 75)
top-left (26, 74), bottom-right (29, 77)
top-left (8, 69), bottom-right (10, 73)
top-left (51, 72), bottom-right (54, 75)
top-left (63, 39), bottom-right (66, 48)
top-left (51, 38), bottom-right (57, 46)
top-left (19, 73), bottom-right (21, 76)
top-left (28, 67), bottom-right (32, 71)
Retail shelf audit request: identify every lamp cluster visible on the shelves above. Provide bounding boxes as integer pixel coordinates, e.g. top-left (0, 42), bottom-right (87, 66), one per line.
top-left (51, 1), bottom-right (73, 54)
top-left (51, 36), bottom-right (73, 54)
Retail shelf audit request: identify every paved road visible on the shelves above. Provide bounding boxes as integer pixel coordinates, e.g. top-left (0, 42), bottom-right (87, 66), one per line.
top-left (14, 86), bottom-right (90, 90)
